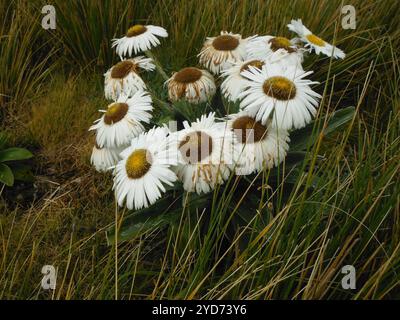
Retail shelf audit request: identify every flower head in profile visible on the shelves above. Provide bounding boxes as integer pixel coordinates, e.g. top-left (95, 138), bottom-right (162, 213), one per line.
top-left (221, 59), bottom-right (265, 102)
top-left (198, 31), bottom-right (252, 74)
top-left (90, 143), bottom-right (125, 172)
top-left (104, 56), bottom-right (155, 101)
top-left (287, 19), bottom-right (345, 59)
top-left (173, 113), bottom-right (234, 194)
top-left (113, 127), bottom-right (179, 210)
top-left (239, 64), bottom-right (321, 130)
top-left (166, 67), bottom-right (216, 104)
top-left (227, 111), bottom-right (289, 175)
top-left (246, 35), bottom-right (304, 68)
top-left (89, 90), bottom-right (153, 148)
top-left (112, 24), bottom-right (168, 57)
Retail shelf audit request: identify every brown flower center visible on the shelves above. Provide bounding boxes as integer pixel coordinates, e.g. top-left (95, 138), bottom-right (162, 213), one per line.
top-left (212, 34), bottom-right (239, 51)
top-left (104, 103), bottom-right (129, 125)
top-left (240, 60), bottom-right (265, 73)
top-left (111, 60), bottom-right (137, 79)
top-left (268, 36), bottom-right (296, 53)
top-left (306, 34), bottom-right (325, 47)
top-left (179, 131), bottom-right (213, 164)
top-left (232, 116), bottom-right (268, 143)
top-left (174, 67), bottom-right (202, 83)
top-left (125, 149), bottom-right (152, 179)
top-left (263, 76), bottom-right (297, 100)
top-left (126, 24), bottom-right (147, 37)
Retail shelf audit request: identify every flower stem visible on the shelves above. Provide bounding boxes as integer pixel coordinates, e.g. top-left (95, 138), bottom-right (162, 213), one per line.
top-left (151, 92), bottom-right (173, 111)
top-left (145, 50), bottom-right (169, 81)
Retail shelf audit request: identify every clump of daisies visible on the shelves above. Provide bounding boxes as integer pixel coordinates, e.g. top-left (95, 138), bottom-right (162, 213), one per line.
top-left (88, 19), bottom-right (346, 210)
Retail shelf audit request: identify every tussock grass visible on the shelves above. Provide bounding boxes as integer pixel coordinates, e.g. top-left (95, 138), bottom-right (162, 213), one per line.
top-left (0, 1), bottom-right (56, 115)
top-left (28, 75), bottom-right (102, 149)
top-left (0, 0), bottom-right (399, 299)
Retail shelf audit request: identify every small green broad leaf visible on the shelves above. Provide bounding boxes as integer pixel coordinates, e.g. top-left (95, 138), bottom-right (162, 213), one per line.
top-left (11, 164), bottom-right (35, 183)
top-left (0, 163), bottom-right (14, 186)
top-left (0, 147), bottom-right (33, 162)
top-left (290, 106), bottom-right (355, 151)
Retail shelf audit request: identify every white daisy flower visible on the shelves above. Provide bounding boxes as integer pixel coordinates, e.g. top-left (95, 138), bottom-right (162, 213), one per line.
top-left (104, 56), bottom-right (155, 101)
top-left (89, 90), bottom-right (153, 148)
top-left (239, 64), bottom-right (321, 130)
top-left (113, 127), bottom-right (179, 210)
top-left (227, 112), bottom-right (289, 175)
top-left (112, 24), bottom-right (168, 57)
top-left (90, 144), bottom-right (125, 172)
top-left (173, 113), bottom-right (234, 194)
top-left (246, 35), bottom-right (304, 68)
top-left (198, 31), bottom-right (252, 75)
top-left (287, 19), bottom-right (345, 59)
top-left (166, 67), bottom-right (216, 104)
top-left (221, 59), bottom-right (265, 102)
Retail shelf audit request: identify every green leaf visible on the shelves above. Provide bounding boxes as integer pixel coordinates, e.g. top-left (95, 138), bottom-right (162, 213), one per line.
top-left (0, 147), bottom-right (33, 162)
top-left (106, 194), bottom-right (182, 245)
top-left (11, 164), bottom-right (34, 183)
top-left (106, 189), bottom-right (212, 245)
top-left (0, 132), bottom-right (8, 150)
top-left (283, 151), bottom-right (308, 168)
top-left (0, 163), bottom-right (14, 186)
top-left (290, 106), bottom-right (355, 151)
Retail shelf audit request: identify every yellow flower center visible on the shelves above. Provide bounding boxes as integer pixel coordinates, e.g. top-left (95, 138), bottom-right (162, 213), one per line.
top-left (306, 34), bottom-right (325, 47)
top-left (240, 60), bottom-right (265, 73)
top-left (104, 103), bottom-right (129, 125)
top-left (212, 35), bottom-right (239, 51)
top-left (179, 131), bottom-right (213, 164)
top-left (125, 149), bottom-right (152, 179)
top-left (174, 67), bottom-right (202, 83)
top-left (111, 60), bottom-right (138, 79)
top-left (232, 116), bottom-right (268, 143)
top-left (268, 36), bottom-right (296, 53)
top-left (126, 24), bottom-right (147, 37)
top-left (263, 76), bottom-right (297, 101)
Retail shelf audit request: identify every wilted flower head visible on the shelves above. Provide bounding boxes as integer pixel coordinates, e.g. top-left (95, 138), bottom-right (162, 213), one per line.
top-left (172, 113), bottom-right (234, 194)
top-left (198, 31), bottom-right (252, 74)
top-left (221, 58), bottom-right (266, 102)
top-left (246, 35), bottom-right (304, 67)
top-left (104, 56), bottom-right (155, 101)
top-left (227, 111), bottom-right (289, 175)
top-left (166, 67), bottom-right (216, 104)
